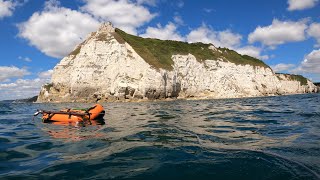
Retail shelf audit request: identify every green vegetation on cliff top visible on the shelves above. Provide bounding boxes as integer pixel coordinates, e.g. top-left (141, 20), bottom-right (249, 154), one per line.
top-left (276, 73), bottom-right (308, 85)
top-left (115, 28), bottom-right (270, 70)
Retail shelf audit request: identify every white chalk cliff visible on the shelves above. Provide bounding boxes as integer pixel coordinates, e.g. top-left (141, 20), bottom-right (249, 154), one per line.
top-left (37, 22), bottom-right (318, 102)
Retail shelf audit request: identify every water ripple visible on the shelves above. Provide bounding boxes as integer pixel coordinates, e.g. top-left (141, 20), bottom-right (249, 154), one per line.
top-left (0, 94), bottom-right (319, 179)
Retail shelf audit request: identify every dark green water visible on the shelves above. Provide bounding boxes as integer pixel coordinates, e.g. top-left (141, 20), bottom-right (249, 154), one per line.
top-left (0, 94), bottom-right (319, 179)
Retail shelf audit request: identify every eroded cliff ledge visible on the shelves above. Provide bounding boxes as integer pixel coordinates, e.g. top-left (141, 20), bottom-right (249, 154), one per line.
top-left (37, 22), bottom-right (318, 102)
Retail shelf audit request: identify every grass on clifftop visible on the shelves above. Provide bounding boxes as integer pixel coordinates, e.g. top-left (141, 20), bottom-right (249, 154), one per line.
top-left (276, 73), bottom-right (308, 85)
top-left (217, 48), bottom-right (270, 69)
top-left (115, 28), bottom-right (269, 70)
top-left (290, 75), bottom-right (308, 85)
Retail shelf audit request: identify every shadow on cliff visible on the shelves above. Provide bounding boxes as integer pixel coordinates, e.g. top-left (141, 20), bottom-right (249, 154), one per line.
top-left (145, 73), bottom-right (181, 100)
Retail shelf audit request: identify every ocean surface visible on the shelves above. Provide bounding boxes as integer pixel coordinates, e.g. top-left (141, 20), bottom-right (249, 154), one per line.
top-left (0, 94), bottom-right (319, 180)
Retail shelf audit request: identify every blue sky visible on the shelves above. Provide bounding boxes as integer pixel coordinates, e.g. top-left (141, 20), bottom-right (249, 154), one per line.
top-left (0, 0), bottom-right (319, 100)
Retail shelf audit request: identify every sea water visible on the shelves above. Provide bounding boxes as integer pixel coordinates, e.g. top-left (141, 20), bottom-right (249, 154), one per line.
top-left (0, 94), bottom-right (319, 179)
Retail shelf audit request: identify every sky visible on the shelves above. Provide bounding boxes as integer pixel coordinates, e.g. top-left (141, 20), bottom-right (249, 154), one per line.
top-left (0, 0), bottom-right (319, 100)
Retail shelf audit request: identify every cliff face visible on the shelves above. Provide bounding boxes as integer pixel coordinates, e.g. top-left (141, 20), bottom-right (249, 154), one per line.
top-left (314, 83), bottom-right (320, 92)
top-left (37, 23), bottom-right (318, 102)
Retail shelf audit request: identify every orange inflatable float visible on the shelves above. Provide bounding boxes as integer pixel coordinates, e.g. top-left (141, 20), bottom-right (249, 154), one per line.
top-left (34, 104), bottom-right (105, 125)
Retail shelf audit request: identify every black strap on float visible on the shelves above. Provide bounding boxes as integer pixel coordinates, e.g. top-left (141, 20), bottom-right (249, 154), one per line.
top-left (85, 105), bottom-right (96, 114)
top-left (84, 105), bottom-right (96, 124)
top-left (34, 109), bottom-right (91, 122)
top-left (39, 110), bottom-right (89, 116)
top-left (34, 106), bottom-right (104, 124)
top-left (47, 112), bottom-right (55, 121)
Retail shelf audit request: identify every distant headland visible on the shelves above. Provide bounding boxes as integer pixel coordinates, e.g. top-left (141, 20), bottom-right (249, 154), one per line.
top-left (37, 22), bottom-right (318, 103)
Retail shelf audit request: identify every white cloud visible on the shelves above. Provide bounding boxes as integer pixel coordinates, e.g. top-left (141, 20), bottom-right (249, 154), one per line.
top-left (81, 0), bottom-right (156, 35)
top-left (18, 0), bottom-right (100, 58)
top-left (186, 24), bottom-right (242, 49)
top-left (307, 22), bottom-right (320, 47)
top-left (292, 49), bottom-right (320, 75)
top-left (0, 0), bottom-right (15, 19)
top-left (0, 66), bottom-right (30, 82)
top-left (18, 0), bottom-right (156, 58)
top-left (177, 0), bottom-right (184, 8)
top-left (218, 30), bottom-right (242, 48)
top-left (301, 49), bottom-right (320, 73)
top-left (140, 22), bottom-right (184, 41)
top-left (18, 56), bottom-right (32, 62)
top-left (0, 0), bottom-right (28, 19)
top-left (203, 8), bottom-right (213, 13)
top-left (0, 79), bottom-right (44, 100)
top-left (287, 0), bottom-right (319, 11)
top-left (186, 25), bottom-right (213, 43)
top-left (271, 63), bottom-right (295, 72)
top-left (38, 69), bottom-right (53, 79)
top-left (136, 0), bottom-right (156, 6)
top-left (248, 19), bottom-right (308, 47)
top-left (0, 69), bottom-right (52, 100)
top-left (185, 24), bottom-right (271, 60)
top-left (173, 15), bottom-right (184, 25)
top-left (235, 46), bottom-right (269, 60)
